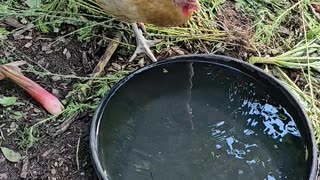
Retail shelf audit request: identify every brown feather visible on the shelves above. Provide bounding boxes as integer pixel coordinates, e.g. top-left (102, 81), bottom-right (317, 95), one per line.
top-left (95, 0), bottom-right (193, 27)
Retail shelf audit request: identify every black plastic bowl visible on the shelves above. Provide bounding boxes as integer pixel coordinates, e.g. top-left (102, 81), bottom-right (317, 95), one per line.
top-left (90, 54), bottom-right (318, 180)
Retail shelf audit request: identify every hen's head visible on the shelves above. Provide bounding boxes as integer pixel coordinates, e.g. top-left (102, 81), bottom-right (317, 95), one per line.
top-left (174, 0), bottom-right (200, 16)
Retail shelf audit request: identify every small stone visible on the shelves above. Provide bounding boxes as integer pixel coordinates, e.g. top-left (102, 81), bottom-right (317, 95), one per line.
top-left (45, 50), bottom-right (53, 54)
top-left (24, 36), bottom-right (33, 40)
top-left (9, 122), bottom-right (17, 130)
top-left (51, 169), bottom-right (57, 175)
top-left (57, 37), bottom-right (66, 43)
top-left (41, 149), bottom-right (52, 157)
top-left (54, 162), bottom-right (58, 167)
top-left (63, 48), bottom-right (68, 55)
top-left (13, 34), bottom-right (24, 40)
top-left (51, 76), bottom-right (61, 81)
top-left (58, 160), bottom-right (63, 167)
top-left (138, 58), bottom-right (145, 67)
top-left (65, 51), bottom-right (71, 60)
top-left (82, 52), bottom-right (88, 64)
top-left (62, 48), bottom-right (71, 59)
top-left (33, 108), bottom-right (41, 113)
top-left (38, 58), bottom-right (46, 66)
top-left (24, 42), bottom-right (32, 48)
top-left (173, 48), bottom-right (185, 55)
top-left (41, 45), bottom-right (51, 51)
top-left (111, 63), bottom-right (121, 70)
top-left (52, 88), bottom-right (60, 97)
top-left (20, 18), bottom-right (28, 24)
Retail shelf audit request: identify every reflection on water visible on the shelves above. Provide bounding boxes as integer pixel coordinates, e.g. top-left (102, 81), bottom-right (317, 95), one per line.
top-left (206, 80), bottom-right (305, 180)
top-left (242, 100), bottom-right (301, 141)
top-left (97, 62), bottom-right (309, 180)
top-left (209, 101), bottom-right (302, 179)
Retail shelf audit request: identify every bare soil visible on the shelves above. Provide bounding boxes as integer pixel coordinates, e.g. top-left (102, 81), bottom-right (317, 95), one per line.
top-left (0, 32), bottom-right (99, 179)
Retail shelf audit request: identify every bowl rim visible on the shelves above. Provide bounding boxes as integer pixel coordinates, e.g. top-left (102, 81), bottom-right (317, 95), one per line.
top-left (90, 54), bottom-right (318, 180)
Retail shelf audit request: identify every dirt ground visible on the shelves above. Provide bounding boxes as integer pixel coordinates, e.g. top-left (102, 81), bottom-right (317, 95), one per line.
top-left (0, 33), bottom-right (99, 179)
top-left (0, 1), bottom-right (288, 180)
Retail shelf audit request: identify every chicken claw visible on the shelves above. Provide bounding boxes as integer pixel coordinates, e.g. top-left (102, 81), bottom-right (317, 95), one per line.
top-left (129, 23), bottom-right (161, 62)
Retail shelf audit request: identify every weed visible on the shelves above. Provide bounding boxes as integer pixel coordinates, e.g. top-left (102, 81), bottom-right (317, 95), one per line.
top-left (236, 0), bottom-right (320, 49)
top-left (0, 96), bottom-right (17, 107)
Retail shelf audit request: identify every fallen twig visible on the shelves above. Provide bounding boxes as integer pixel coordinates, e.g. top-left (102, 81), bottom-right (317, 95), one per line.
top-left (76, 136), bottom-right (81, 171)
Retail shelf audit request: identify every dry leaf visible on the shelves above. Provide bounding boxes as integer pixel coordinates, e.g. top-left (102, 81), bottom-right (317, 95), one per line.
top-left (0, 147), bottom-right (22, 163)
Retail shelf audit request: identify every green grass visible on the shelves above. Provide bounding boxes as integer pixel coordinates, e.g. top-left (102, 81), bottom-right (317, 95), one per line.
top-left (235, 0), bottom-right (320, 47)
top-left (1, 0), bottom-right (320, 148)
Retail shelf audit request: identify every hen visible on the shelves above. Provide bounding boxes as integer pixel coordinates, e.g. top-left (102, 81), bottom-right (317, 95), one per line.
top-left (95, 0), bottom-right (201, 62)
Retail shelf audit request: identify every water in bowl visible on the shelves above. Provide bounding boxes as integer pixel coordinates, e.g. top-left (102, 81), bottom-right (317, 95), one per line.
top-left (97, 61), bottom-right (308, 180)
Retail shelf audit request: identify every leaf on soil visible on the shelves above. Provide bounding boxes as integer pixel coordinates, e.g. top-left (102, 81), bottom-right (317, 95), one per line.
top-left (0, 96), bottom-right (17, 107)
top-left (0, 147), bottom-right (22, 163)
top-left (12, 111), bottom-right (23, 121)
top-left (0, 27), bottom-right (9, 40)
top-left (25, 0), bottom-right (42, 8)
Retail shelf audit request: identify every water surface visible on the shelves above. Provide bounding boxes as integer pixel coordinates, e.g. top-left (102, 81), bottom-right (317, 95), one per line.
top-left (97, 62), bottom-right (308, 180)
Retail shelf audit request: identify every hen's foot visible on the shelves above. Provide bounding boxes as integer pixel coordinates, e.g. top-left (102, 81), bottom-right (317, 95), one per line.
top-left (129, 23), bottom-right (161, 62)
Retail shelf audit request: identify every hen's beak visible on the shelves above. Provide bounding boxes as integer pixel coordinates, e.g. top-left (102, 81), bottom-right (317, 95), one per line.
top-left (186, 0), bottom-right (200, 11)
top-left (174, 0), bottom-right (201, 11)
top-left (191, 1), bottom-right (201, 10)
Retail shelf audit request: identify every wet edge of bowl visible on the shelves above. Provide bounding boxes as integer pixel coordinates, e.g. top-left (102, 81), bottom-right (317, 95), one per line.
top-left (90, 54), bottom-right (319, 180)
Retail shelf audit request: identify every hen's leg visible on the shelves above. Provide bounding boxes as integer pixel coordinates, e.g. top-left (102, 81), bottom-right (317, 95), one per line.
top-left (129, 23), bottom-right (161, 62)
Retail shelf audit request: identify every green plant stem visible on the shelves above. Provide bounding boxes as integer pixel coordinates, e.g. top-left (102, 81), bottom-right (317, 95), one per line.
top-left (278, 44), bottom-right (320, 57)
top-left (250, 56), bottom-right (320, 64)
top-left (22, 70), bottom-right (127, 80)
top-left (277, 68), bottom-right (320, 107)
